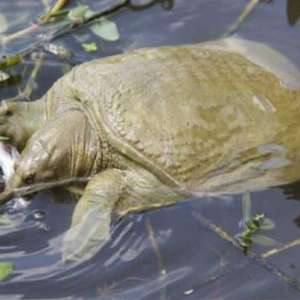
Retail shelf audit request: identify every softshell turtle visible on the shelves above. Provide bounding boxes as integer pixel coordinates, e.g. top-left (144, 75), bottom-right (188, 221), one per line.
top-left (0, 37), bottom-right (300, 261)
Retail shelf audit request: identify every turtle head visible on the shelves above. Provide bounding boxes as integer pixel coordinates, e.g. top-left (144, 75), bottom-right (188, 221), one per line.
top-left (7, 139), bottom-right (55, 191)
top-left (0, 111), bottom-right (91, 205)
top-left (0, 137), bottom-right (56, 205)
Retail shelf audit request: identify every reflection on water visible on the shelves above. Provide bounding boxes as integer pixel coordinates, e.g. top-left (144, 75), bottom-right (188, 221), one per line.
top-left (0, 0), bottom-right (300, 299)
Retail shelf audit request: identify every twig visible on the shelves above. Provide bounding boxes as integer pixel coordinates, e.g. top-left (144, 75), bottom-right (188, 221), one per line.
top-left (223, 0), bottom-right (260, 37)
top-left (0, 176), bottom-right (91, 205)
top-left (145, 218), bottom-right (167, 300)
top-left (194, 212), bottom-right (243, 250)
top-left (18, 52), bottom-right (44, 100)
top-left (0, 24), bottom-right (40, 46)
top-left (262, 238), bottom-right (300, 259)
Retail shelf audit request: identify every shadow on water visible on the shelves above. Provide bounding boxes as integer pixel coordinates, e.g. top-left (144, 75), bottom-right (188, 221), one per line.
top-left (0, 0), bottom-right (300, 299)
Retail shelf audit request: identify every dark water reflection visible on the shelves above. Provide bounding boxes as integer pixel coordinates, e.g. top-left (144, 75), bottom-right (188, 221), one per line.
top-left (0, 0), bottom-right (300, 299)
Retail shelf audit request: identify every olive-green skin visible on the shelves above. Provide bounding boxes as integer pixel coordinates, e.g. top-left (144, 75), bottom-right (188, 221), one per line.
top-left (1, 38), bottom-right (300, 261)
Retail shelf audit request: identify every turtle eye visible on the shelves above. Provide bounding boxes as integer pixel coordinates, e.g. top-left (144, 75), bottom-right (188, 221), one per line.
top-left (24, 173), bottom-right (35, 185)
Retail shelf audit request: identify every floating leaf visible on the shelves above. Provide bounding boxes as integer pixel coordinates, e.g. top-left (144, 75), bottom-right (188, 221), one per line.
top-left (0, 262), bottom-right (14, 281)
top-left (252, 234), bottom-right (278, 247)
top-left (0, 70), bottom-right (9, 82)
top-left (90, 17), bottom-right (120, 42)
top-left (0, 14), bottom-right (8, 34)
top-left (82, 42), bottom-right (98, 52)
top-left (68, 5), bottom-right (89, 23)
top-left (242, 191), bottom-right (251, 225)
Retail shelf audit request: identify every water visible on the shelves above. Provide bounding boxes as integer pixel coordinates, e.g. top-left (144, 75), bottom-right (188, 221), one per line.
top-left (0, 0), bottom-right (300, 299)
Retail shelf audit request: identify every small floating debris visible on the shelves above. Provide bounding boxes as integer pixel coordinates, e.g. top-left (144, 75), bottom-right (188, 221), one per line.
top-left (82, 42), bottom-right (98, 53)
top-left (184, 289), bottom-right (194, 295)
top-left (43, 43), bottom-right (73, 59)
top-left (0, 262), bottom-right (14, 282)
top-left (32, 209), bottom-right (46, 221)
top-left (37, 222), bottom-right (50, 232)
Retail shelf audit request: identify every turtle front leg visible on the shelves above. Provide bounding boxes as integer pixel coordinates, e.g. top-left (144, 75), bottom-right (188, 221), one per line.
top-left (63, 168), bottom-right (182, 262)
top-left (0, 99), bottom-right (45, 150)
top-left (63, 169), bottom-right (126, 262)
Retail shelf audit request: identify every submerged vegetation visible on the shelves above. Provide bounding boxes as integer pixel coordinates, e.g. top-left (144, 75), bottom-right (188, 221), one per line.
top-left (236, 192), bottom-right (277, 253)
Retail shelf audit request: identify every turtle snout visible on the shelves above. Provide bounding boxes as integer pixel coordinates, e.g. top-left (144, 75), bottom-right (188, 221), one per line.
top-left (15, 138), bottom-right (54, 185)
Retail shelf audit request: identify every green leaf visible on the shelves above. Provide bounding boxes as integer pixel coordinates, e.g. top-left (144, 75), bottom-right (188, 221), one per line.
top-left (0, 14), bottom-right (8, 34)
top-left (90, 17), bottom-right (120, 42)
top-left (68, 5), bottom-right (89, 22)
top-left (0, 136), bottom-right (9, 141)
top-left (260, 218), bottom-right (275, 230)
top-left (252, 234), bottom-right (278, 247)
top-left (0, 54), bottom-right (22, 69)
top-left (82, 42), bottom-right (98, 53)
top-left (0, 262), bottom-right (14, 281)
top-left (242, 191), bottom-right (251, 225)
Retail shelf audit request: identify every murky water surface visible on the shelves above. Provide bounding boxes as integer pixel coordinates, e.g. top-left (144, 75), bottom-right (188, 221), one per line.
top-left (0, 0), bottom-right (300, 299)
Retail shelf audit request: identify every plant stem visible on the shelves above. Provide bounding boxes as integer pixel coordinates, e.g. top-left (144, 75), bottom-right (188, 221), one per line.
top-left (0, 23), bottom-right (39, 46)
top-left (223, 0), bottom-right (260, 37)
top-left (0, 176), bottom-right (91, 205)
top-left (262, 238), bottom-right (300, 259)
top-left (40, 0), bottom-right (69, 23)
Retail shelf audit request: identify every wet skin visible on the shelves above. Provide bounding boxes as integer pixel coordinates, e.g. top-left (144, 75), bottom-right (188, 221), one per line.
top-left (1, 38), bottom-right (300, 261)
